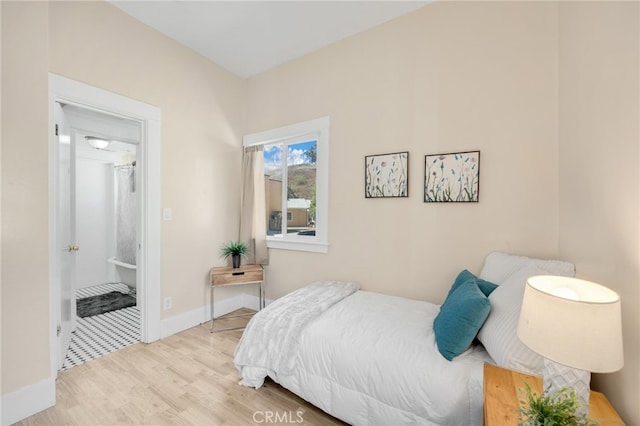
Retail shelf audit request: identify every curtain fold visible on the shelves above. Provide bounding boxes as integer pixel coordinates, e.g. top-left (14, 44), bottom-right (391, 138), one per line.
top-left (240, 145), bottom-right (269, 265)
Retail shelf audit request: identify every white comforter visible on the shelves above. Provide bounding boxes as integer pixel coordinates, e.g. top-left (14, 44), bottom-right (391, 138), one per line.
top-left (235, 281), bottom-right (360, 387)
top-left (235, 285), bottom-right (494, 426)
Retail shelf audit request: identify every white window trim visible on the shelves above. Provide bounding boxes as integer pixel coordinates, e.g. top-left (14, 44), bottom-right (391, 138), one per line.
top-left (244, 116), bottom-right (329, 254)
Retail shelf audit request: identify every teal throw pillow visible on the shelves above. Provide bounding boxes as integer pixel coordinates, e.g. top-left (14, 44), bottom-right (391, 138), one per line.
top-left (448, 269), bottom-right (498, 297)
top-left (434, 279), bottom-right (492, 361)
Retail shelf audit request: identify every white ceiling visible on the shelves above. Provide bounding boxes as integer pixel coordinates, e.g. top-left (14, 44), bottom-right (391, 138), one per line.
top-left (109, 1), bottom-right (429, 79)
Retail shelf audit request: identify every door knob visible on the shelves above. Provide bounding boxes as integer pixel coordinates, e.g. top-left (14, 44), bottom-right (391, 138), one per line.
top-left (67, 245), bottom-right (79, 252)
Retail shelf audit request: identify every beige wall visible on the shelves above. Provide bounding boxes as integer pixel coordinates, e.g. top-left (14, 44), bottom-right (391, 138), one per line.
top-left (247, 2), bottom-right (561, 303)
top-left (247, 2), bottom-right (639, 422)
top-left (1, 0), bottom-right (246, 395)
top-left (47, 1), bottom-right (246, 316)
top-left (1, 0), bottom-right (51, 396)
top-left (558, 2), bottom-right (639, 423)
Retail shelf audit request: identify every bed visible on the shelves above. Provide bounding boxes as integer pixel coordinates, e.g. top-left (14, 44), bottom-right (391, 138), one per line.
top-left (234, 252), bottom-right (576, 425)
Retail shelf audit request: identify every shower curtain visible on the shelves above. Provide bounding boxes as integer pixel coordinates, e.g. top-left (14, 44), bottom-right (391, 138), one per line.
top-left (115, 165), bottom-right (136, 266)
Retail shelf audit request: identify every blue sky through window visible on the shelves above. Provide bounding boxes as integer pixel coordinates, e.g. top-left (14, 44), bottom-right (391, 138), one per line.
top-left (264, 140), bottom-right (316, 172)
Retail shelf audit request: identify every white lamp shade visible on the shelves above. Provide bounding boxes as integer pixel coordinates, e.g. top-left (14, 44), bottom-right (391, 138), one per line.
top-left (517, 275), bottom-right (623, 373)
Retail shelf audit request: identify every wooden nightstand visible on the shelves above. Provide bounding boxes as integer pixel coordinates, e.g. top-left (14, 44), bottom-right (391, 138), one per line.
top-left (483, 363), bottom-right (624, 426)
top-left (209, 264), bottom-right (264, 333)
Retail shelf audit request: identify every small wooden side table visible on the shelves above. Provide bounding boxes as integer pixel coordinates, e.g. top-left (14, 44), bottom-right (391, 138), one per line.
top-left (209, 264), bottom-right (264, 333)
top-left (483, 363), bottom-right (624, 426)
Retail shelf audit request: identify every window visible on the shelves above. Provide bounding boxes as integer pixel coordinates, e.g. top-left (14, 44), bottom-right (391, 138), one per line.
top-left (243, 117), bottom-right (329, 253)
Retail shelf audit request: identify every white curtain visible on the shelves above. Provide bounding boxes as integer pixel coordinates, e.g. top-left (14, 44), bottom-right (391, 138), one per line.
top-left (240, 145), bottom-right (269, 265)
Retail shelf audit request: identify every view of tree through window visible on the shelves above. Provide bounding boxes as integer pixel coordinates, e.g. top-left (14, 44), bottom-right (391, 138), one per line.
top-left (264, 140), bottom-right (317, 237)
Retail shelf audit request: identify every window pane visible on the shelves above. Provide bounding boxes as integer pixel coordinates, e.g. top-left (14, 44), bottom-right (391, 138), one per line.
top-left (287, 141), bottom-right (316, 237)
top-left (246, 116), bottom-right (328, 252)
top-left (264, 145), bottom-right (283, 236)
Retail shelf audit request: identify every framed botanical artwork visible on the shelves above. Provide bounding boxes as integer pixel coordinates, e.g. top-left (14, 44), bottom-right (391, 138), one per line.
top-left (424, 151), bottom-right (480, 202)
top-left (365, 151), bottom-right (409, 198)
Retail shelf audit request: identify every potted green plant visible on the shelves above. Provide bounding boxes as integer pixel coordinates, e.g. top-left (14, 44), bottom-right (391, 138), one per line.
top-left (220, 241), bottom-right (249, 268)
top-left (517, 383), bottom-right (597, 426)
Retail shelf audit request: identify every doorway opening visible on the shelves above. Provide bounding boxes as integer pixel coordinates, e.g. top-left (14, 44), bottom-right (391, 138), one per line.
top-left (62, 107), bottom-right (141, 369)
top-left (49, 74), bottom-right (161, 376)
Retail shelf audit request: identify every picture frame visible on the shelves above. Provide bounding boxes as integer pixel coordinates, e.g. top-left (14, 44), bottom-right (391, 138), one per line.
top-left (365, 151), bottom-right (409, 198)
top-left (424, 151), bottom-right (480, 202)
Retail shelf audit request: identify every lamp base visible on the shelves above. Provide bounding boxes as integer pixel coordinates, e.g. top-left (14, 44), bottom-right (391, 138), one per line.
top-left (542, 358), bottom-right (590, 416)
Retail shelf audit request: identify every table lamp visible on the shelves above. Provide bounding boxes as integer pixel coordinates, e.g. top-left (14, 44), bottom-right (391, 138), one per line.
top-left (517, 275), bottom-right (623, 411)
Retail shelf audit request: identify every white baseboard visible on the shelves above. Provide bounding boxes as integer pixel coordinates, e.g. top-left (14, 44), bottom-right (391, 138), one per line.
top-left (160, 293), bottom-right (272, 339)
top-left (1, 377), bottom-right (55, 426)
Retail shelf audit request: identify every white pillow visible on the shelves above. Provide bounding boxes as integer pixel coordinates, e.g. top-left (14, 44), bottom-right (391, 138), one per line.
top-left (477, 252), bottom-right (575, 375)
top-left (479, 251), bottom-right (575, 285)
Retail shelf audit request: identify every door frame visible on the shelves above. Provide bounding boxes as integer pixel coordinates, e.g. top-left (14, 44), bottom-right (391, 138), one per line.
top-left (48, 73), bottom-right (161, 376)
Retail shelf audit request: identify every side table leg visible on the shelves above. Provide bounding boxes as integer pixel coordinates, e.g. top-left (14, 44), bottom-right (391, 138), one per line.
top-left (210, 285), bottom-right (214, 333)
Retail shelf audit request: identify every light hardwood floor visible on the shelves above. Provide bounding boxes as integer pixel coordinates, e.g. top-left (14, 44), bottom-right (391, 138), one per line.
top-left (18, 310), bottom-right (345, 425)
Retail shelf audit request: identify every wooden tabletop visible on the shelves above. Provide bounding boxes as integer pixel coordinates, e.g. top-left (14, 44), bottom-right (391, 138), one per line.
top-left (483, 363), bottom-right (624, 426)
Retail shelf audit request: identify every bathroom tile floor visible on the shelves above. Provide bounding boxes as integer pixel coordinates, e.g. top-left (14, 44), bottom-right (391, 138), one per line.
top-left (62, 282), bottom-right (140, 370)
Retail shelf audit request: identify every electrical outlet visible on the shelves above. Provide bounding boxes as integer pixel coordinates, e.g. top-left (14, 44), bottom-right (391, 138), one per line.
top-left (163, 296), bottom-right (172, 310)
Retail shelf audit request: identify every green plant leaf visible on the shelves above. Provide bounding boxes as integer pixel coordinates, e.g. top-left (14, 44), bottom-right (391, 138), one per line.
top-left (220, 241), bottom-right (249, 259)
top-left (516, 382), bottom-right (597, 426)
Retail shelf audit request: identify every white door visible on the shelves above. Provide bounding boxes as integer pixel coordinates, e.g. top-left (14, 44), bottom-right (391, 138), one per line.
top-left (54, 101), bottom-right (76, 370)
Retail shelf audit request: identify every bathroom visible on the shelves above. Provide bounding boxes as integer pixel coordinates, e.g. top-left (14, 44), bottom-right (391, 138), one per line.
top-left (61, 104), bottom-right (142, 369)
